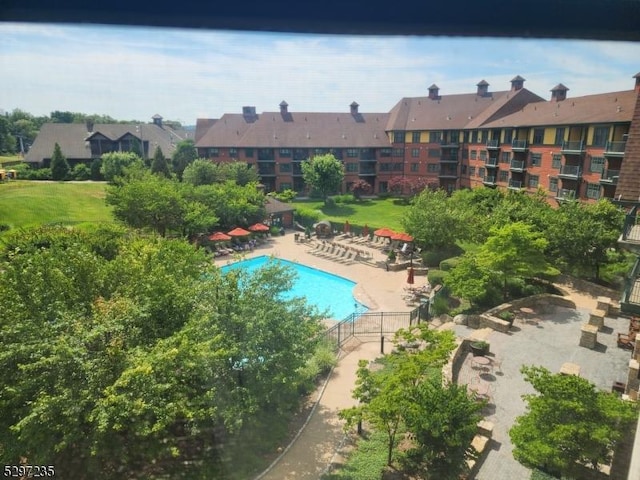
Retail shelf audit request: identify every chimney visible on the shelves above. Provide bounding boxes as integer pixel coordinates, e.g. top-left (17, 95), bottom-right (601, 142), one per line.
top-left (550, 83), bottom-right (569, 102)
top-left (350, 101), bottom-right (359, 115)
top-left (510, 75), bottom-right (525, 92)
top-left (634, 72), bottom-right (640, 93)
top-left (152, 114), bottom-right (163, 127)
top-left (86, 119), bottom-right (94, 133)
top-left (476, 80), bottom-right (489, 96)
top-left (428, 84), bottom-right (440, 100)
top-left (279, 100), bottom-right (288, 114)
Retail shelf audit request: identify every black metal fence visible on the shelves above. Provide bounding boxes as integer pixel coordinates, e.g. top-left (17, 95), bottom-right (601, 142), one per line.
top-left (321, 302), bottom-right (430, 350)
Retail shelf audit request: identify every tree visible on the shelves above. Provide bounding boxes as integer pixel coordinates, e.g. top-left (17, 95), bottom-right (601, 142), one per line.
top-left (100, 151), bottom-right (142, 183)
top-left (187, 181), bottom-right (265, 229)
top-left (510, 366), bottom-right (638, 478)
top-left (182, 159), bottom-right (220, 186)
top-left (50, 142), bottom-right (70, 180)
top-left (388, 176), bottom-right (430, 199)
top-left (401, 189), bottom-right (461, 250)
top-left (220, 161), bottom-right (260, 186)
top-left (150, 145), bottom-right (171, 177)
top-left (350, 179), bottom-right (372, 200)
top-left (445, 253), bottom-right (493, 306)
top-left (475, 222), bottom-right (559, 301)
top-left (301, 154), bottom-right (344, 205)
top-left (171, 139), bottom-right (198, 179)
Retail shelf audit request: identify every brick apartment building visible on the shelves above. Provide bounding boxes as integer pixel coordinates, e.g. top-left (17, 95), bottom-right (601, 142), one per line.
top-left (195, 73), bottom-right (640, 204)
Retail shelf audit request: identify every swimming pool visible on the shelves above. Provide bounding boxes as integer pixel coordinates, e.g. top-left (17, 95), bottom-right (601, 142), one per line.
top-left (220, 255), bottom-right (367, 321)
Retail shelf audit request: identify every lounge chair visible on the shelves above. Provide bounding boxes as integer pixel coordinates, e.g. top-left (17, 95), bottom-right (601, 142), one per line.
top-left (617, 331), bottom-right (636, 350)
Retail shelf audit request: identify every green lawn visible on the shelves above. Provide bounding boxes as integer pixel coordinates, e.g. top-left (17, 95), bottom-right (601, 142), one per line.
top-left (291, 197), bottom-right (408, 231)
top-left (0, 180), bottom-right (113, 230)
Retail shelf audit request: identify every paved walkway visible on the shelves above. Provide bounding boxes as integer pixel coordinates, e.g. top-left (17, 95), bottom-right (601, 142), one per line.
top-left (215, 233), bottom-right (634, 480)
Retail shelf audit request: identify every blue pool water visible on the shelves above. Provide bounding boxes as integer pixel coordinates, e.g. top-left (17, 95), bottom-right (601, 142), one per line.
top-left (220, 256), bottom-right (367, 320)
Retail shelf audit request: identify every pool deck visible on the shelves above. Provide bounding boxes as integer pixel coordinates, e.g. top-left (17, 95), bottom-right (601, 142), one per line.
top-left (213, 232), bottom-right (636, 480)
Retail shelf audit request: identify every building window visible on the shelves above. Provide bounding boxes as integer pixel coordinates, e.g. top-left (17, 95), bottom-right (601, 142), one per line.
top-left (462, 149), bottom-right (469, 160)
top-left (463, 131), bottom-right (470, 143)
top-left (499, 170), bottom-right (508, 182)
top-left (528, 175), bottom-right (539, 188)
top-left (501, 151), bottom-right (510, 163)
top-left (586, 183), bottom-right (601, 199)
top-left (279, 163), bottom-right (291, 173)
top-left (392, 163), bottom-right (404, 171)
top-left (427, 163), bottom-right (440, 173)
top-left (208, 148), bottom-right (219, 157)
top-left (429, 131), bottom-right (441, 143)
top-left (244, 148), bottom-right (254, 158)
top-left (412, 131), bottom-right (421, 143)
top-left (590, 156), bottom-right (605, 173)
top-left (229, 147), bottom-right (238, 157)
top-left (479, 150), bottom-right (487, 161)
top-left (549, 177), bottom-right (558, 192)
top-left (469, 166), bottom-right (476, 176)
top-left (279, 182), bottom-right (292, 191)
top-left (470, 150), bottom-right (477, 160)
top-left (592, 126), bottom-right (610, 147)
top-left (346, 148), bottom-right (359, 158)
top-left (346, 162), bottom-right (358, 172)
top-left (481, 130), bottom-right (489, 143)
top-left (313, 148), bottom-right (327, 156)
top-left (394, 131), bottom-right (405, 143)
top-left (448, 130), bottom-right (459, 144)
top-left (428, 148), bottom-right (440, 158)
top-left (410, 162), bottom-right (419, 172)
top-left (392, 148), bottom-right (404, 157)
top-left (279, 148), bottom-right (291, 157)
top-left (411, 148), bottom-right (420, 158)
top-left (379, 181), bottom-right (388, 193)
top-left (258, 148), bottom-right (275, 160)
top-left (471, 131), bottom-right (479, 143)
top-left (530, 153), bottom-right (542, 166)
top-left (380, 148), bottom-right (392, 157)
top-left (379, 163), bottom-right (392, 172)
top-left (554, 127), bottom-right (565, 145)
top-left (330, 148), bottom-right (343, 159)
top-left (478, 167), bottom-right (485, 178)
top-left (503, 129), bottom-right (513, 144)
top-left (552, 154), bottom-right (562, 169)
top-left (533, 128), bottom-right (545, 145)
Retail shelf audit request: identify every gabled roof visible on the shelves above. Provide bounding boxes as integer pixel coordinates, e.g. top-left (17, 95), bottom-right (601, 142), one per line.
top-left (480, 89), bottom-right (637, 128)
top-left (195, 113), bottom-right (254, 148)
top-left (616, 93), bottom-right (640, 202)
top-left (25, 122), bottom-right (187, 163)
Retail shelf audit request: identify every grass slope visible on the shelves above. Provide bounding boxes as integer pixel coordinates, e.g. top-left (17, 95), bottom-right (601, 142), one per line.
top-left (291, 197), bottom-right (407, 231)
top-left (0, 180), bottom-right (113, 230)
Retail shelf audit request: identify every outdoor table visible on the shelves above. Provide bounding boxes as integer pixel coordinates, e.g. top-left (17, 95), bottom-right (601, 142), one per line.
top-left (469, 380), bottom-right (490, 398)
top-left (471, 356), bottom-right (492, 372)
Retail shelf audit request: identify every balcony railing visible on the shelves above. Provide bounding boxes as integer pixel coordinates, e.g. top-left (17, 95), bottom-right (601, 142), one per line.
top-left (509, 159), bottom-right (526, 171)
top-left (599, 169), bottom-right (620, 185)
top-left (604, 141), bottom-right (627, 156)
top-left (485, 157), bottom-right (499, 167)
top-left (560, 140), bottom-right (585, 154)
top-left (483, 175), bottom-right (497, 185)
top-left (438, 169), bottom-right (458, 178)
top-left (511, 139), bottom-right (528, 151)
top-left (555, 188), bottom-right (576, 201)
top-left (508, 179), bottom-right (522, 190)
top-left (440, 155), bottom-right (459, 163)
top-left (359, 168), bottom-right (377, 175)
top-left (558, 165), bottom-right (582, 179)
top-left (440, 139), bottom-right (459, 147)
top-left (257, 168), bottom-right (276, 176)
top-left (486, 139), bottom-right (500, 149)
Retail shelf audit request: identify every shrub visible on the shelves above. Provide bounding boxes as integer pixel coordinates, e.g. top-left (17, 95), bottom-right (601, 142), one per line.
top-left (271, 189), bottom-right (297, 202)
top-left (71, 163), bottom-right (91, 181)
top-left (331, 194), bottom-right (354, 204)
top-left (421, 245), bottom-right (464, 267)
top-left (439, 257), bottom-right (460, 271)
top-left (497, 310), bottom-right (515, 322)
top-left (0, 223), bottom-right (11, 232)
top-left (430, 294), bottom-right (450, 316)
top-left (427, 269), bottom-right (448, 286)
top-left (294, 207), bottom-right (321, 227)
top-left (20, 167), bottom-right (52, 180)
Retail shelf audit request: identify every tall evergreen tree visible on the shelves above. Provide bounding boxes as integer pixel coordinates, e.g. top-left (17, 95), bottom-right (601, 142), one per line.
top-left (150, 146), bottom-right (171, 177)
top-left (50, 142), bottom-right (70, 180)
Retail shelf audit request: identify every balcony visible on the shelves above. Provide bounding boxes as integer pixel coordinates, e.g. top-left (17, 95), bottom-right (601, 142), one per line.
top-left (485, 157), bottom-right (499, 168)
top-left (619, 205), bottom-right (640, 255)
top-left (359, 167), bottom-right (377, 176)
top-left (482, 175), bottom-right (497, 186)
top-left (557, 165), bottom-right (582, 180)
top-left (257, 167), bottom-right (276, 176)
top-left (511, 139), bottom-right (528, 151)
top-left (509, 159), bottom-right (526, 172)
top-left (440, 139), bottom-right (459, 148)
top-left (438, 169), bottom-right (458, 179)
top-left (486, 139), bottom-right (500, 150)
top-left (440, 155), bottom-right (459, 163)
top-left (555, 188), bottom-right (576, 201)
top-left (599, 169), bottom-right (620, 185)
top-left (292, 165), bottom-right (303, 176)
top-left (603, 140), bottom-right (627, 157)
top-left (560, 140), bottom-right (585, 154)
top-left (508, 179), bottom-right (523, 190)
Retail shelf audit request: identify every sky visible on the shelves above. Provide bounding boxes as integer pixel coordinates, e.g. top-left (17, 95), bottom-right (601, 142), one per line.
top-left (1, 22), bottom-right (640, 126)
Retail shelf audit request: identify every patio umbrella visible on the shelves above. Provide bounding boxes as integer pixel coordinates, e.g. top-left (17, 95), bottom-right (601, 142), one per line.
top-left (373, 227), bottom-right (395, 237)
top-left (344, 220), bottom-right (350, 233)
top-left (407, 266), bottom-right (415, 285)
top-left (362, 224), bottom-right (369, 236)
top-left (391, 232), bottom-right (414, 242)
top-left (227, 227), bottom-right (252, 237)
top-left (208, 231), bottom-right (232, 242)
top-left (248, 223), bottom-right (269, 232)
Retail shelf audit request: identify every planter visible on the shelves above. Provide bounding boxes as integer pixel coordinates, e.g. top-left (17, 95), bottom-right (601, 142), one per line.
top-left (470, 341), bottom-right (490, 357)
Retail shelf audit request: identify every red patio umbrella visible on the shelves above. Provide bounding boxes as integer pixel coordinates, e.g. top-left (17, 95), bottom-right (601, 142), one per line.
top-left (248, 223), bottom-right (270, 232)
top-left (362, 224), bottom-right (369, 237)
top-left (208, 231), bottom-right (232, 241)
top-left (373, 228), bottom-right (396, 237)
top-left (227, 227), bottom-right (252, 237)
top-left (391, 232), bottom-right (414, 242)
top-left (407, 266), bottom-right (415, 285)
top-left (344, 220), bottom-right (350, 233)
